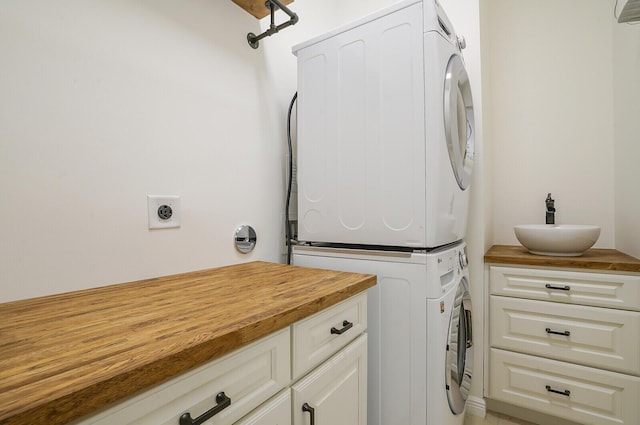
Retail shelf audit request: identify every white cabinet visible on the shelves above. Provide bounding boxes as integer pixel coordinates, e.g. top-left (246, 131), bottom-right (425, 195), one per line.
top-left (487, 265), bottom-right (640, 425)
top-left (490, 348), bottom-right (640, 425)
top-left (292, 290), bottom-right (367, 380)
top-left (490, 295), bottom-right (640, 375)
top-left (233, 389), bottom-right (291, 425)
top-left (292, 334), bottom-right (367, 425)
top-left (71, 293), bottom-right (367, 425)
top-left (489, 265), bottom-right (640, 310)
top-left (71, 328), bottom-right (291, 425)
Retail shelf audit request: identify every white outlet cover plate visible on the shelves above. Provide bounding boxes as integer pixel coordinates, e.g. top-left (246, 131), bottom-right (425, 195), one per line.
top-left (147, 195), bottom-right (181, 229)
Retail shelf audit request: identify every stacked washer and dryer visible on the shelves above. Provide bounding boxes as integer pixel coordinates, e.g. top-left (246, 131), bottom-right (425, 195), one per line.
top-left (291, 1), bottom-right (475, 424)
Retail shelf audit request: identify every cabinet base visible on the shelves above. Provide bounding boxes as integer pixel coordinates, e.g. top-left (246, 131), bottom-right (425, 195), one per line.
top-left (485, 399), bottom-right (581, 425)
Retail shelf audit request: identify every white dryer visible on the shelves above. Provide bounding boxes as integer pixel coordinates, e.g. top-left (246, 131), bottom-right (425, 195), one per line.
top-left (293, 0), bottom-right (475, 249)
top-left (293, 242), bottom-right (474, 425)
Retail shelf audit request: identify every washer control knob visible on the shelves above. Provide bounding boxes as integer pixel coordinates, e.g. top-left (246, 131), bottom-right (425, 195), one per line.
top-left (459, 251), bottom-right (468, 269)
top-left (457, 36), bottom-right (467, 50)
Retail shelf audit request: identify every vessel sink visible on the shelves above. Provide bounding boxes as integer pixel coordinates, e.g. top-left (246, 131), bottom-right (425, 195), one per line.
top-left (514, 224), bottom-right (601, 257)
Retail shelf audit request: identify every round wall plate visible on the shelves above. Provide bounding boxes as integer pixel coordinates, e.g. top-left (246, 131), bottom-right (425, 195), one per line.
top-left (234, 225), bottom-right (257, 253)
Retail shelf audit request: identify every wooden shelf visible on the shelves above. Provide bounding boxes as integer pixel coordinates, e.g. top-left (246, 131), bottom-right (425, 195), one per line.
top-left (232, 0), bottom-right (294, 19)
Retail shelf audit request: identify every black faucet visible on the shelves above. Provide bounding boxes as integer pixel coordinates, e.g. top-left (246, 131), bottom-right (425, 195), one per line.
top-left (545, 193), bottom-right (556, 224)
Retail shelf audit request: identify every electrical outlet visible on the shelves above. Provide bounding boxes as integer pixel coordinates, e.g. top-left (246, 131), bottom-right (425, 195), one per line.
top-left (147, 195), bottom-right (181, 229)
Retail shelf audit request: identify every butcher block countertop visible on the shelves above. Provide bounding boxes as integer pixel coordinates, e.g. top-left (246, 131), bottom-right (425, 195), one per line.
top-left (0, 261), bottom-right (376, 425)
top-left (485, 245), bottom-right (640, 273)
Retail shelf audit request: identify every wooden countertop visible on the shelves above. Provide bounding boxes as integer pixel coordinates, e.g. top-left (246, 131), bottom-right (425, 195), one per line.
top-left (0, 261), bottom-right (376, 425)
top-left (485, 245), bottom-right (640, 273)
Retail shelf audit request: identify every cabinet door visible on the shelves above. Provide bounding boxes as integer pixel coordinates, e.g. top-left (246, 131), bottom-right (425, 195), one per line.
top-left (292, 334), bottom-right (367, 425)
top-left (234, 389), bottom-right (291, 425)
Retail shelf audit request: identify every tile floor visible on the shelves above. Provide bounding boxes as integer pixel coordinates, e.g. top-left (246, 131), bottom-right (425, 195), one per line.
top-left (464, 411), bottom-right (537, 425)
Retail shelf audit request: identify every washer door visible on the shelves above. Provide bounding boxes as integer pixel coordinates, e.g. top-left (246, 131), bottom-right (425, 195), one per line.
top-left (445, 277), bottom-right (473, 414)
top-left (444, 54), bottom-right (474, 190)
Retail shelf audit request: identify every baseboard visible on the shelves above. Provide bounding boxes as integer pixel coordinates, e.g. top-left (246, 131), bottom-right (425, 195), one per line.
top-left (486, 399), bottom-right (581, 425)
top-left (465, 395), bottom-right (486, 418)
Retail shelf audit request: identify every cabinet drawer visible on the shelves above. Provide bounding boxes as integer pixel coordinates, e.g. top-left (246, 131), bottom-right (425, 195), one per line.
top-left (292, 292), bottom-right (367, 380)
top-left (490, 348), bottom-right (640, 425)
top-left (234, 389), bottom-right (291, 425)
top-left (489, 266), bottom-right (640, 310)
top-left (490, 296), bottom-right (640, 375)
top-left (74, 328), bottom-right (291, 425)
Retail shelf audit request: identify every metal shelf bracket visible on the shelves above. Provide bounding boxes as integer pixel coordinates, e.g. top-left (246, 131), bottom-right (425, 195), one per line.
top-left (247, 0), bottom-right (298, 49)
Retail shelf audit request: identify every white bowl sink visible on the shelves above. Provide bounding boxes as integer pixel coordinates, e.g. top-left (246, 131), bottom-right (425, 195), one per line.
top-left (514, 224), bottom-right (601, 257)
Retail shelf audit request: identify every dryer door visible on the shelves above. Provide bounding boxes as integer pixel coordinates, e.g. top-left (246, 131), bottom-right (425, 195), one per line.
top-left (445, 277), bottom-right (473, 414)
top-left (444, 54), bottom-right (474, 190)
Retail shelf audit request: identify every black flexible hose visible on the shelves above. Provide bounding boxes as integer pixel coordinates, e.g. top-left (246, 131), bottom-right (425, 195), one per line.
top-left (285, 92), bottom-right (297, 264)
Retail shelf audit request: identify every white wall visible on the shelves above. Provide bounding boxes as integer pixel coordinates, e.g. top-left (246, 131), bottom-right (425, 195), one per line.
top-left (486, 0), bottom-right (617, 248)
top-left (613, 20), bottom-right (640, 258)
top-left (0, 0), bottom-right (295, 302)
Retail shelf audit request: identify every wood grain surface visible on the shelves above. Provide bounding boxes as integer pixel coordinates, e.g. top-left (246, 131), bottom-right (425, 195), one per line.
top-left (232, 0), bottom-right (294, 19)
top-left (0, 261), bottom-right (375, 425)
top-left (485, 245), bottom-right (640, 272)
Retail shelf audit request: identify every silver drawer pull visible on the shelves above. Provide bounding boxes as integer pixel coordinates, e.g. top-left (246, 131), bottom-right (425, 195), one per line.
top-left (545, 283), bottom-right (571, 291)
top-left (546, 385), bottom-right (571, 397)
top-left (545, 328), bottom-right (570, 337)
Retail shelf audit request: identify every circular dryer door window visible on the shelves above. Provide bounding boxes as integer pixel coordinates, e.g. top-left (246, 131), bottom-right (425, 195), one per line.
top-left (444, 54), bottom-right (475, 190)
top-left (445, 277), bottom-right (473, 415)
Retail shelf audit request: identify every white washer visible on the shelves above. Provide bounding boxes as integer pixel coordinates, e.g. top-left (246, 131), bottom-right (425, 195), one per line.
top-left (293, 0), bottom-right (475, 249)
top-left (293, 243), bottom-right (474, 425)
top-left (429, 253), bottom-right (474, 425)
